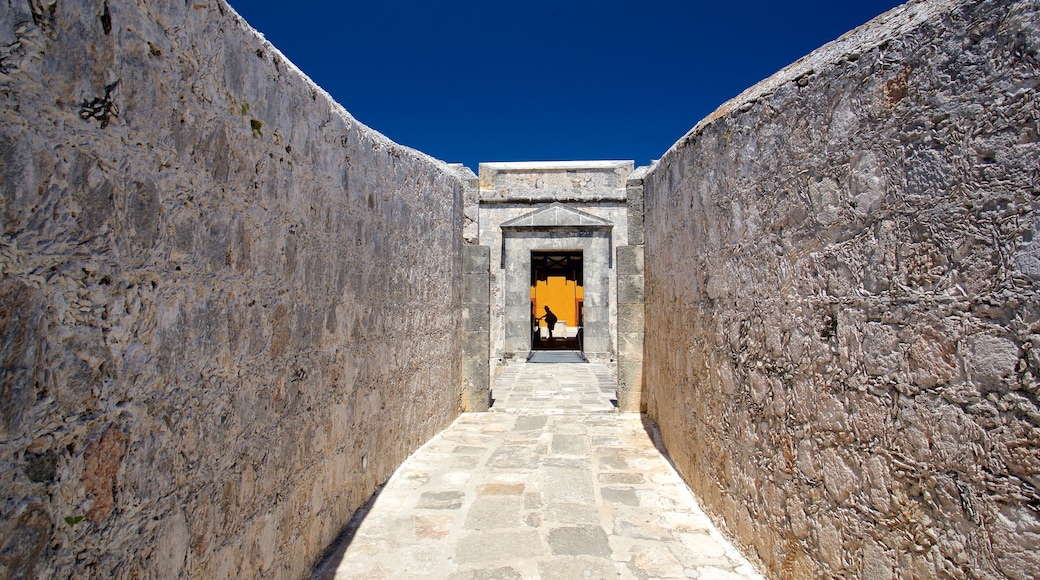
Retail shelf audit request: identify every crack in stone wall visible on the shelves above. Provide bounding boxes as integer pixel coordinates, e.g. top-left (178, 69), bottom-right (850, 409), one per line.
top-left (0, 1), bottom-right (463, 577)
top-left (642, 0), bottom-right (1040, 577)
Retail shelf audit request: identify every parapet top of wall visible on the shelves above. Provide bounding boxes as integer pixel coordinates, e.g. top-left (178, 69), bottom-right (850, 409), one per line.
top-left (478, 160), bottom-right (634, 203)
top-left (449, 163), bottom-right (480, 187)
top-left (0, 0), bottom-right (458, 186)
top-left (221, 4), bottom-right (458, 179)
top-left (660, 0), bottom-right (964, 160)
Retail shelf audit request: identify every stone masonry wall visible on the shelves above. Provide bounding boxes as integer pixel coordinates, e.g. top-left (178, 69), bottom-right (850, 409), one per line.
top-left (0, 1), bottom-right (462, 578)
top-left (643, 0), bottom-right (1039, 577)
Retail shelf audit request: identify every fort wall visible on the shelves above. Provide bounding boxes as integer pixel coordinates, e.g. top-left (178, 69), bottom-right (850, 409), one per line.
top-left (0, 1), bottom-right (462, 577)
top-left (642, 0), bottom-right (1040, 577)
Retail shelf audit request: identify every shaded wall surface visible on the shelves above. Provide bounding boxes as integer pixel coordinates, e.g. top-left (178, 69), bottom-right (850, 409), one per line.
top-left (0, 1), bottom-right (462, 577)
top-left (643, 0), bottom-right (1040, 577)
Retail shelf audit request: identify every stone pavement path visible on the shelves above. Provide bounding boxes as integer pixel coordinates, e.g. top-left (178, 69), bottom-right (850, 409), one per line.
top-left (313, 362), bottom-right (764, 579)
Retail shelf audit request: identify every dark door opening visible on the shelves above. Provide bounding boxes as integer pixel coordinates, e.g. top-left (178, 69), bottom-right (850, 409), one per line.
top-left (530, 251), bottom-right (583, 352)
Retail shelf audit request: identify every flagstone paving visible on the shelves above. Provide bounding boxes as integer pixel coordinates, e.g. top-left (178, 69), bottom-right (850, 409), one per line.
top-left (313, 361), bottom-right (764, 579)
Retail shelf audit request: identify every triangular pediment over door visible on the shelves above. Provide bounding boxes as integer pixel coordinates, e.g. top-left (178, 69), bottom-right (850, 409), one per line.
top-left (500, 203), bottom-right (613, 231)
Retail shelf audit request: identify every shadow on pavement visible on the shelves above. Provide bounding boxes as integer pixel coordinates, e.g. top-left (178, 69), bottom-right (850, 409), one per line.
top-left (640, 414), bottom-right (677, 472)
top-left (309, 484), bottom-right (385, 579)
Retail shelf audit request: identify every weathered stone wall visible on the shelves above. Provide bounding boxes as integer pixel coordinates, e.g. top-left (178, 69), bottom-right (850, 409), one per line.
top-left (0, 1), bottom-right (462, 577)
top-left (643, 0), bottom-right (1040, 577)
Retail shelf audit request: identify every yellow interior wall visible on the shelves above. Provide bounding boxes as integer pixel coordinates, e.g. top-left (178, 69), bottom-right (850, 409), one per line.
top-left (531, 276), bottom-right (583, 327)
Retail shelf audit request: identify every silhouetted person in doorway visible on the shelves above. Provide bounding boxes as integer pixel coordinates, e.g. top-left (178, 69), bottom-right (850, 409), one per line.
top-left (538, 306), bottom-right (558, 340)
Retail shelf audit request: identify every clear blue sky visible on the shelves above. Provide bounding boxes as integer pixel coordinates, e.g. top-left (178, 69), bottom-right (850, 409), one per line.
top-left (229, 1), bottom-right (903, 172)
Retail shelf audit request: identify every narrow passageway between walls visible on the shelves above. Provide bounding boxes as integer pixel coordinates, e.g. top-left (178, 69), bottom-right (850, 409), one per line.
top-left (313, 363), bottom-right (764, 579)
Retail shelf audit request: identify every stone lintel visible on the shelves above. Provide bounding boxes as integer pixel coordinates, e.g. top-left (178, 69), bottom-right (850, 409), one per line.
top-left (478, 193), bottom-right (628, 204)
top-left (478, 160), bottom-right (634, 203)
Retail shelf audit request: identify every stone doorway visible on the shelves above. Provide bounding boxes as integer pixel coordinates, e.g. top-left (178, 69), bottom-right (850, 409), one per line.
top-left (530, 251), bottom-right (584, 352)
top-left (500, 204), bottom-right (613, 362)
top-left (458, 160), bottom-right (641, 404)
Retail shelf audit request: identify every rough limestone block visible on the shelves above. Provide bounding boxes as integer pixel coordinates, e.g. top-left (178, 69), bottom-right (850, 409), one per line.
top-left (617, 332), bottom-right (645, 361)
top-left (616, 245), bottom-right (645, 277)
top-left (464, 273), bottom-right (490, 305)
top-left (463, 302), bottom-right (491, 328)
top-left (626, 183), bottom-right (646, 246)
top-left (618, 274), bottom-right (645, 305)
top-left (617, 303), bottom-right (645, 332)
top-left (617, 361), bottom-right (645, 413)
top-left (464, 245), bottom-right (491, 274)
top-left (461, 350), bottom-right (491, 412)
